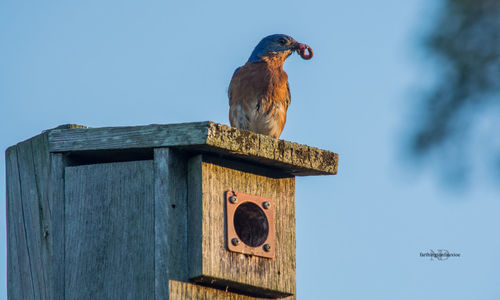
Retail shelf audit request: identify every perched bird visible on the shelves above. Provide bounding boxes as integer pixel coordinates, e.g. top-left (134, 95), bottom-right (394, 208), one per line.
top-left (228, 34), bottom-right (313, 138)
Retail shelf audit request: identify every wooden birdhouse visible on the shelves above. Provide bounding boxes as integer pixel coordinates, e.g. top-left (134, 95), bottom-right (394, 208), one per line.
top-left (6, 121), bottom-right (338, 299)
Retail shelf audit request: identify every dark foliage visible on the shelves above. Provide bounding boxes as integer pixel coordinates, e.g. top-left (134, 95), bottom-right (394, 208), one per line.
top-left (414, 0), bottom-right (500, 151)
top-left (413, 0), bottom-right (500, 180)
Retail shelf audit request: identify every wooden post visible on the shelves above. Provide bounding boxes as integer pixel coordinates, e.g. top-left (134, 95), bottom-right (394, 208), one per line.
top-left (6, 121), bottom-right (338, 299)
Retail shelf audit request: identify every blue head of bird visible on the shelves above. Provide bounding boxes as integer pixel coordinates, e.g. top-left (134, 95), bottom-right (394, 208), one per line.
top-left (248, 34), bottom-right (306, 63)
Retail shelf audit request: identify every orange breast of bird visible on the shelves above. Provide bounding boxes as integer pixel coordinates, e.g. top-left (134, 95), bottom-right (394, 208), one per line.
top-left (228, 54), bottom-right (291, 139)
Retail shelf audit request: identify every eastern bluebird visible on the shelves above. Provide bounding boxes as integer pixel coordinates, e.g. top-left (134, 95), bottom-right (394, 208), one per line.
top-left (228, 34), bottom-right (313, 138)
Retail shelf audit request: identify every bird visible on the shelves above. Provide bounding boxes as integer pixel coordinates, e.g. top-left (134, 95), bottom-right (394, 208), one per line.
top-left (228, 34), bottom-right (313, 139)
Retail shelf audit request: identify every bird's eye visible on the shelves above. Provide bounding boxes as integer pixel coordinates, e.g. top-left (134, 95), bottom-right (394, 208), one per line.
top-left (279, 38), bottom-right (287, 45)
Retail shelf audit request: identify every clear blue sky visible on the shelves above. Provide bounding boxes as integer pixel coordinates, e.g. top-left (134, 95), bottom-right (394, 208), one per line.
top-left (1, 1), bottom-right (499, 299)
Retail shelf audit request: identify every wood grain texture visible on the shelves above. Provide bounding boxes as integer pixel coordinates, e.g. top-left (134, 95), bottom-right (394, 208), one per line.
top-left (48, 122), bottom-right (208, 152)
top-left (47, 121), bottom-right (338, 176)
top-left (6, 133), bottom-right (55, 300)
top-left (187, 155), bottom-right (204, 278)
top-left (6, 133), bottom-right (70, 300)
top-left (47, 153), bottom-right (67, 300)
top-left (206, 120), bottom-right (338, 177)
top-left (6, 146), bottom-right (35, 300)
top-left (188, 155), bottom-right (296, 298)
top-left (154, 148), bottom-right (189, 299)
top-left (29, 133), bottom-right (53, 299)
top-left (169, 280), bottom-right (296, 300)
top-left (64, 160), bottom-right (154, 299)
top-left (16, 137), bottom-right (49, 299)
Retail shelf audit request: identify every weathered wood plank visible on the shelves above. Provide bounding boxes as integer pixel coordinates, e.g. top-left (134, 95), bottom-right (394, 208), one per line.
top-left (15, 136), bottom-right (52, 299)
top-left (188, 155), bottom-right (296, 298)
top-left (6, 134), bottom-right (68, 300)
top-left (48, 153), bottom-right (67, 300)
top-left (6, 146), bottom-right (35, 300)
top-left (30, 132), bottom-right (53, 300)
top-left (47, 121), bottom-right (338, 176)
top-left (48, 122), bottom-right (209, 152)
top-left (64, 160), bottom-right (154, 299)
top-left (154, 148), bottom-right (189, 299)
top-left (187, 155), bottom-right (204, 278)
top-left (169, 280), bottom-right (296, 300)
top-left (205, 122), bottom-right (338, 176)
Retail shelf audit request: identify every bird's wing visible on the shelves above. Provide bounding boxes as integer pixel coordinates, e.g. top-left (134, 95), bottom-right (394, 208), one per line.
top-left (228, 64), bottom-right (258, 129)
top-left (228, 67), bottom-right (240, 106)
top-left (285, 81), bottom-right (291, 107)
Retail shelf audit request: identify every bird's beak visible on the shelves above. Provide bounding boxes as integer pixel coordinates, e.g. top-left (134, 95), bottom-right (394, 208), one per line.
top-left (295, 43), bottom-right (313, 60)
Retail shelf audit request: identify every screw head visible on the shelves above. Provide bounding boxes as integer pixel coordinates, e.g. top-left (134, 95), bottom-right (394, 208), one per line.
top-left (262, 201), bottom-right (271, 209)
top-left (231, 238), bottom-right (240, 246)
top-left (263, 244), bottom-right (271, 252)
top-left (229, 196), bottom-right (238, 204)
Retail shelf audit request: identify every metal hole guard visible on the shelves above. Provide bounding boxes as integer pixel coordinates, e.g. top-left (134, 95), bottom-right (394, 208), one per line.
top-left (226, 191), bottom-right (275, 259)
